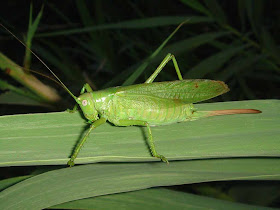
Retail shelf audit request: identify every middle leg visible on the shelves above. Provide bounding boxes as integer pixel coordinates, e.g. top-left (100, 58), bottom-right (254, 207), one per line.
top-left (68, 117), bottom-right (107, 167)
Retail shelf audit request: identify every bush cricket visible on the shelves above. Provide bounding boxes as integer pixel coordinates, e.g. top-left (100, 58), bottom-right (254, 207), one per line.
top-left (1, 23), bottom-right (261, 167)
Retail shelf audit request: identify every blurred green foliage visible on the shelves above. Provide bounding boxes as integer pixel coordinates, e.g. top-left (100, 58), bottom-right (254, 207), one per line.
top-left (0, 0), bottom-right (279, 115)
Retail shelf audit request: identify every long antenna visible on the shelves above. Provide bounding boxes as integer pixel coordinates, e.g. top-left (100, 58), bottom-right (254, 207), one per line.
top-left (0, 23), bottom-right (78, 101)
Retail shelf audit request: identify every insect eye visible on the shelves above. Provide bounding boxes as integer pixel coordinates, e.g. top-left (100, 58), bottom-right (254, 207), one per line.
top-left (82, 100), bottom-right (88, 106)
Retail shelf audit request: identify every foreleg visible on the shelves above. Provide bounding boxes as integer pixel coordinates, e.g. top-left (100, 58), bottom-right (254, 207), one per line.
top-left (68, 118), bottom-right (106, 167)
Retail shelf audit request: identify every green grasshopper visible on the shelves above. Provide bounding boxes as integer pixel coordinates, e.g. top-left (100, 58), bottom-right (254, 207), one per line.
top-left (1, 23), bottom-right (261, 167)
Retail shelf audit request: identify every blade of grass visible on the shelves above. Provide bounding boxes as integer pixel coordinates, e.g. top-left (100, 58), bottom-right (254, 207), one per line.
top-left (0, 100), bottom-right (278, 166)
top-left (260, 27), bottom-right (280, 65)
top-left (203, 0), bottom-right (227, 24)
top-left (122, 21), bottom-right (188, 86)
top-left (23, 4), bottom-right (43, 70)
top-left (75, 0), bottom-right (116, 71)
top-left (0, 176), bottom-right (32, 191)
top-left (34, 42), bottom-right (82, 82)
top-left (0, 91), bottom-right (52, 107)
top-left (245, 0), bottom-right (264, 40)
top-left (185, 44), bottom-right (248, 78)
top-left (0, 52), bottom-right (61, 103)
top-left (0, 158), bottom-right (279, 209)
top-left (103, 31), bottom-right (229, 87)
top-left (36, 16), bottom-right (212, 37)
top-left (0, 177), bottom-right (273, 210)
top-left (180, 0), bottom-right (211, 16)
top-left (218, 54), bottom-right (265, 81)
top-left (51, 188), bottom-right (271, 210)
top-left (0, 79), bottom-right (42, 101)
top-left (158, 31), bottom-right (230, 59)
top-left (238, 0), bottom-right (246, 32)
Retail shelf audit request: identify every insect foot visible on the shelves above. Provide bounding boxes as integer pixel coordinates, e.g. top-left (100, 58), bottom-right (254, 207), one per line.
top-left (67, 159), bottom-right (75, 167)
top-left (66, 108), bottom-right (77, 113)
top-left (157, 154), bottom-right (169, 164)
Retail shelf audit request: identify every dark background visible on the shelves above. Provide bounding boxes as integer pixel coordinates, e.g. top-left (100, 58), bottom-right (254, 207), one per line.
top-left (0, 0), bottom-right (279, 208)
top-left (1, 0), bottom-right (279, 115)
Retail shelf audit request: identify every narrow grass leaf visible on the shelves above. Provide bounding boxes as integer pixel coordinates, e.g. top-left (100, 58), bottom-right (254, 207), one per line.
top-left (0, 178), bottom-right (272, 210)
top-left (180, 0), bottom-right (211, 16)
top-left (0, 176), bottom-right (32, 191)
top-left (103, 32), bottom-right (229, 87)
top-left (0, 100), bottom-right (278, 166)
top-left (185, 44), bottom-right (248, 78)
top-left (0, 159), bottom-right (279, 209)
top-left (0, 91), bottom-right (50, 107)
top-left (218, 54), bottom-right (265, 81)
top-left (0, 79), bottom-right (42, 102)
top-left (261, 28), bottom-right (280, 65)
top-left (245, 0), bottom-right (263, 39)
top-left (122, 21), bottom-right (187, 86)
top-left (34, 43), bottom-right (82, 82)
top-left (76, 0), bottom-right (93, 26)
top-left (36, 16), bottom-right (213, 37)
top-left (23, 5), bottom-right (43, 70)
top-left (159, 31), bottom-right (229, 58)
top-left (203, 0), bottom-right (227, 24)
top-left (51, 188), bottom-right (271, 210)
top-left (238, 0), bottom-right (246, 31)
top-left (0, 52), bottom-right (61, 103)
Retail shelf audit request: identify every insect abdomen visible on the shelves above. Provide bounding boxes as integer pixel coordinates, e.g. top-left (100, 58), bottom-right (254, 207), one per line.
top-left (139, 101), bottom-right (193, 126)
top-left (108, 95), bottom-right (193, 126)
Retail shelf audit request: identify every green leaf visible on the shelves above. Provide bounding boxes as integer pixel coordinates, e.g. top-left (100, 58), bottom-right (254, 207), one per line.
top-left (245, 0), bottom-right (264, 39)
top-left (218, 54), bottom-right (266, 81)
top-left (159, 31), bottom-right (229, 57)
top-left (0, 91), bottom-right (50, 107)
top-left (75, 0), bottom-right (115, 71)
top-left (238, 0), bottom-right (246, 31)
top-left (203, 0), bottom-right (227, 24)
top-left (122, 21), bottom-right (188, 86)
top-left (0, 159), bottom-right (279, 209)
top-left (228, 182), bottom-right (280, 207)
top-left (0, 53), bottom-right (61, 103)
top-left (24, 4), bottom-right (43, 69)
top-left (0, 79), bottom-right (44, 103)
top-left (0, 100), bottom-right (278, 166)
top-left (34, 42), bottom-right (82, 82)
top-left (103, 32), bottom-right (229, 88)
top-left (260, 27), bottom-right (280, 65)
top-left (36, 16), bottom-right (213, 37)
top-left (51, 188), bottom-right (271, 210)
top-left (185, 44), bottom-right (248, 78)
top-left (180, 0), bottom-right (211, 16)
top-left (0, 175), bottom-right (32, 191)
top-left (0, 177), bottom-right (269, 210)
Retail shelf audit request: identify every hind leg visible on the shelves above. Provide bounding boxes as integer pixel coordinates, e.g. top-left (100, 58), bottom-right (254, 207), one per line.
top-left (145, 53), bottom-right (183, 83)
top-left (118, 119), bottom-right (168, 163)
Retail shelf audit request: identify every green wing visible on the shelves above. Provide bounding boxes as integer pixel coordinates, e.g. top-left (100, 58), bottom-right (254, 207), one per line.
top-left (116, 80), bottom-right (229, 103)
